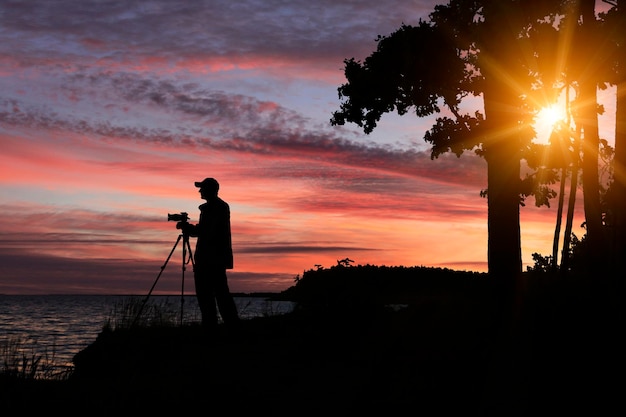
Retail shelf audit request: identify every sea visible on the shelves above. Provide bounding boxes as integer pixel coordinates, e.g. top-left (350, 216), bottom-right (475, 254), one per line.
top-left (0, 294), bottom-right (295, 377)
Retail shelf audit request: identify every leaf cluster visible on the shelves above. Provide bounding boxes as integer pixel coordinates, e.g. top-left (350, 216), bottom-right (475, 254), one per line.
top-left (331, 21), bottom-right (475, 135)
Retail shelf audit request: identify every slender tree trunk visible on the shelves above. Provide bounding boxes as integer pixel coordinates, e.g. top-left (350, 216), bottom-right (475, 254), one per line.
top-left (553, 84), bottom-right (575, 272)
top-left (552, 166), bottom-right (567, 271)
top-left (561, 127), bottom-right (581, 273)
top-left (577, 0), bottom-right (607, 272)
top-left (579, 81), bottom-right (605, 269)
top-left (554, 84), bottom-right (574, 273)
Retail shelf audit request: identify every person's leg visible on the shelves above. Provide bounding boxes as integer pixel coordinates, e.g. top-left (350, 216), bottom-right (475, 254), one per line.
top-left (213, 268), bottom-right (239, 325)
top-left (194, 266), bottom-right (217, 329)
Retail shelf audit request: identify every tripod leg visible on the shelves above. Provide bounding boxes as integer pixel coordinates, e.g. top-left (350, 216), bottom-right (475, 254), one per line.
top-left (185, 236), bottom-right (195, 268)
top-left (132, 234), bottom-right (182, 327)
top-left (180, 235), bottom-right (186, 326)
top-left (180, 233), bottom-right (195, 326)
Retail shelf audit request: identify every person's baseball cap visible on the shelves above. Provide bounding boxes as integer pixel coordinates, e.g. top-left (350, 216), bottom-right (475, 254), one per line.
top-left (194, 177), bottom-right (219, 190)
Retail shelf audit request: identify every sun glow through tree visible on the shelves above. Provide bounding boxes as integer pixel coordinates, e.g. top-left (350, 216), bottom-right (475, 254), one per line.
top-left (534, 103), bottom-right (569, 144)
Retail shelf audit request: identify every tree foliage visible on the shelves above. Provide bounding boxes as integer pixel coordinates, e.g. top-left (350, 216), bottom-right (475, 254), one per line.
top-left (332, 21), bottom-right (475, 137)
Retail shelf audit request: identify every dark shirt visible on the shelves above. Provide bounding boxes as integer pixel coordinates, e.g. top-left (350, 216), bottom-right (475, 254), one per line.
top-left (187, 197), bottom-right (233, 269)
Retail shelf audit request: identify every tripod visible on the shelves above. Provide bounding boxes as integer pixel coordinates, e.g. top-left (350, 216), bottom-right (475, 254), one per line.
top-left (133, 230), bottom-right (194, 327)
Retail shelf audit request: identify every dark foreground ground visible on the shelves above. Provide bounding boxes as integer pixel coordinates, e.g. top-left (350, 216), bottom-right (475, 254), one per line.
top-left (2, 275), bottom-right (624, 416)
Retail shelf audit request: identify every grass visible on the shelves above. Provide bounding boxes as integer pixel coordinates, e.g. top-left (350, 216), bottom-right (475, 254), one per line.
top-left (0, 336), bottom-right (71, 381)
top-left (0, 295), bottom-right (289, 383)
top-left (104, 295), bottom-right (191, 330)
top-left (0, 296), bottom-right (194, 382)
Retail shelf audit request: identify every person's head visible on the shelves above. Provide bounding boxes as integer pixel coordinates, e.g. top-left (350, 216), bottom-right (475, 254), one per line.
top-left (194, 177), bottom-right (219, 200)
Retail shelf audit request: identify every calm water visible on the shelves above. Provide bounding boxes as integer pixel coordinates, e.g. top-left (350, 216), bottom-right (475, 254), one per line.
top-left (0, 294), bottom-right (295, 375)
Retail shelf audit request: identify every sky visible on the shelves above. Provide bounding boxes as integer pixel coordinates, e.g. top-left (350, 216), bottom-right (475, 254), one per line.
top-left (0, 0), bottom-right (616, 295)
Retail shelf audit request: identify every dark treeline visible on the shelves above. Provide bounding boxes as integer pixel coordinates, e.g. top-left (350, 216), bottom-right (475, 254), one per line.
top-left (277, 263), bottom-right (490, 309)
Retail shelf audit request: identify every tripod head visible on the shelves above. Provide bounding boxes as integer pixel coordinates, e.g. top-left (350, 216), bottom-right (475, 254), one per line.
top-left (168, 212), bottom-right (192, 236)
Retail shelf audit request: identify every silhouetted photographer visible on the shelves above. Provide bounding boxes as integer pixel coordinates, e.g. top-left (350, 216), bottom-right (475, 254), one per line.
top-left (177, 177), bottom-right (240, 331)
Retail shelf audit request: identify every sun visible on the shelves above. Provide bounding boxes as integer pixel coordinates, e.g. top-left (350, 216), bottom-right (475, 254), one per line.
top-left (538, 104), bottom-right (566, 126)
top-left (534, 104), bottom-right (568, 144)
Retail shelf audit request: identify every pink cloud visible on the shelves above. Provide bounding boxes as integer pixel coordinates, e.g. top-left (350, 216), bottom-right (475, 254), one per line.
top-left (0, 0), bottom-right (591, 294)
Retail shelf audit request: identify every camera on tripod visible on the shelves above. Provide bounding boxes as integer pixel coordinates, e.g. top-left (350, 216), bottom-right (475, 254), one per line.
top-left (133, 211), bottom-right (194, 327)
top-left (168, 212), bottom-right (189, 223)
top-left (168, 212), bottom-right (190, 232)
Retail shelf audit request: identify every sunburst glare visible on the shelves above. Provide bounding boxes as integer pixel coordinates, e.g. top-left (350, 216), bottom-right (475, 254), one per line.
top-left (534, 104), bottom-right (568, 144)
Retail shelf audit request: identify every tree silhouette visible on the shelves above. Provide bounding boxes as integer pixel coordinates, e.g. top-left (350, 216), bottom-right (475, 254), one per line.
top-left (601, 1), bottom-right (626, 273)
top-left (574, 0), bottom-right (608, 271)
top-left (331, 0), bottom-right (564, 310)
top-left (332, 0), bottom-right (626, 285)
top-left (529, 0), bottom-right (624, 275)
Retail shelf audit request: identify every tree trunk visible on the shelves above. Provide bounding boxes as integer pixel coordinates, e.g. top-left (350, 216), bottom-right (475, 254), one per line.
top-left (483, 84), bottom-right (522, 309)
top-left (484, 139), bottom-right (522, 279)
top-left (577, 1), bottom-right (607, 272)
top-left (479, 1), bottom-right (523, 317)
top-left (613, 79), bottom-right (626, 270)
top-left (561, 127), bottom-right (581, 273)
top-left (552, 166), bottom-right (566, 271)
top-left (579, 82), bottom-right (605, 270)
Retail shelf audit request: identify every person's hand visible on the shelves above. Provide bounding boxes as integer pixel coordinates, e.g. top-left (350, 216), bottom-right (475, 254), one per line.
top-left (176, 221), bottom-right (187, 230)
